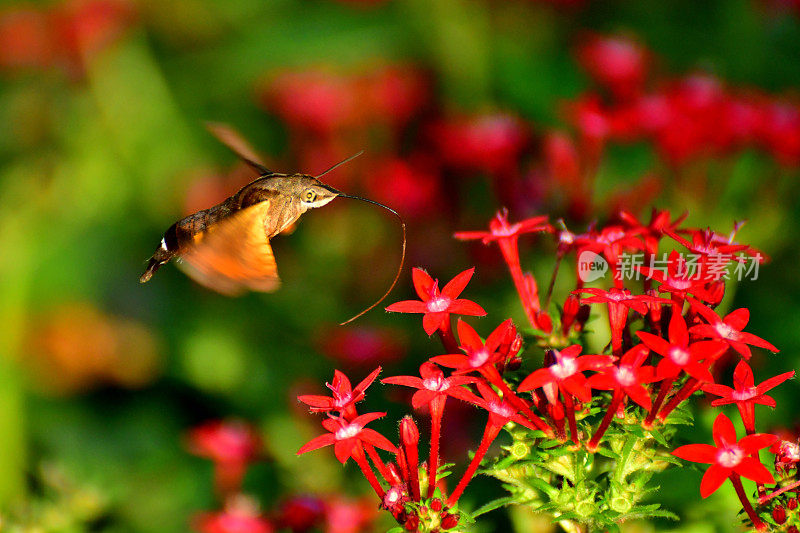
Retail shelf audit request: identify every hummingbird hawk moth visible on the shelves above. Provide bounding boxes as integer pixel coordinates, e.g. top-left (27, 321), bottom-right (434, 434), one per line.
top-left (140, 123), bottom-right (406, 325)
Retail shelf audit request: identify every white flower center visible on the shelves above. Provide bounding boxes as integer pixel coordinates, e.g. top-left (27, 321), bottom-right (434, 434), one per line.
top-left (492, 222), bottom-right (521, 237)
top-left (423, 376), bottom-right (448, 391)
top-left (715, 322), bottom-right (735, 339)
top-left (717, 445), bottom-right (744, 468)
top-left (668, 346), bottom-right (690, 366)
top-left (335, 423), bottom-right (361, 440)
top-left (487, 401), bottom-right (515, 418)
top-left (732, 387), bottom-right (758, 401)
top-left (469, 348), bottom-right (491, 367)
top-left (550, 355), bottom-right (578, 380)
top-left (780, 441), bottom-right (800, 461)
top-left (614, 365), bottom-right (637, 387)
top-left (427, 296), bottom-right (452, 313)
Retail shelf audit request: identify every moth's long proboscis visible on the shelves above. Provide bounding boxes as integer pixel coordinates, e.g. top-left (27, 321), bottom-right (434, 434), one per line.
top-left (337, 193), bottom-right (406, 326)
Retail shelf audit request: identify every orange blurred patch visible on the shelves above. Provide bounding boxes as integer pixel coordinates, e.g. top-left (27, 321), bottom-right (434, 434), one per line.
top-left (25, 303), bottom-right (161, 394)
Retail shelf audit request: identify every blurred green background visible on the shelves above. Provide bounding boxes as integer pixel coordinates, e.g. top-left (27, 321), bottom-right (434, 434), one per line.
top-left (0, 0), bottom-right (799, 531)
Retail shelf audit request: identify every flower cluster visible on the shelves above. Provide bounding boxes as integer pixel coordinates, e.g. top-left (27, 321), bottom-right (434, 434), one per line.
top-left (297, 207), bottom-right (796, 531)
top-left (570, 34), bottom-right (800, 168)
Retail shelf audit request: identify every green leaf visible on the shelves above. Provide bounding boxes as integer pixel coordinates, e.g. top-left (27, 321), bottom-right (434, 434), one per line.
top-left (471, 496), bottom-right (517, 517)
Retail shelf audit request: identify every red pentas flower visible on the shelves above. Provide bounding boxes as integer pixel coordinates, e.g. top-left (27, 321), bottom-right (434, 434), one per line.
top-left (673, 412), bottom-right (777, 529)
top-left (432, 319), bottom-right (552, 433)
top-left (636, 312), bottom-right (726, 383)
top-left (261, 70), bottom-right (360, 135)
top-left (187, 419), bottom-right (262, 495)
top-left (519, 345), bottom-right (614, 443)
top-left (575, 287), bottom-right (672, 355)
top-left (703, 360), bottom-right (794, 434)
top-left (297, 411), bottom-right (396, 464)
top-left (432, 112), bottom-right (529, 174)
top-left (297, 367), bottom-right (381, 419)
top-left (455, 210), bottom-right (552, 329)
top-left (577, 34), bottom-right (649, 100)
top-left (193, 497), bottom-right (274, 533)
top-left (586, 344), bottom-right (660, 451)
top-left (382, 362), bottom-right (477, 410)
top-left (618, 208), bottom-right (688, 256)
top-left (637, 250), bottom-right (715, 302)
top-left (385, 267), bottom-right (486, 337)
top-left (382, 362), bottom-right (479, 498)
top-left (689, 299), bottom-right (779, 360)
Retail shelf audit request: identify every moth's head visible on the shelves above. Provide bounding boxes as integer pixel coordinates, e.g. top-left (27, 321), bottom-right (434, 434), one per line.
top-left (289, 174), bottom-right (341, 211)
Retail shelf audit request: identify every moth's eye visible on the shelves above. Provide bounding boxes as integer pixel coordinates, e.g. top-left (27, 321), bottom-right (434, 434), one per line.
top-left (304, 189), bottom-right (317, 202)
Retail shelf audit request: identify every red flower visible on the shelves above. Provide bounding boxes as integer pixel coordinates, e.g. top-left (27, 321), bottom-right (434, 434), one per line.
top-left (618, 208), bottom-right (688, 256)
top-left (297, 411), bottom-right (397, 464)
top-left (364, 157), bottom-right (441, 218)
top-left (637, 250), bottom-right (715, 302)
top-left (385, 267), bottom-right (486, 336)
top-left (433, 112), bottom-right (529, 174)
top-left (584, 344), bottom-right (661, 451)
top-left (382, 362), bottom-right (479, 498)
top-left (689, 300), bottom-right (779, 359)
top-left (702, 360), bottom-right (794, 434)
top-left (672, 412), bottom-right (777, 526)
top-left (577, 34), bottom-right (649, 100)
top-left (455, 210), bottom-right (551, 329)
top-left (186, 420), bottom-right (262, 495)
top-left (262, 70), bottom-right (360, 135)
top-left (519, 345), bottom-right (614, 443)
top-left (586, 344), bottom-right (658, 411)
top-left (433, 319), bottom-right (552, 433)
top-left (297, 367), bottom-right (382, 419)
top-left (193, 497), bottom-right (273, 533)
top-left (382, 362), bottom-right (477, 410)
top-left (432, 319), bottom-right (515, 376)
top-left (446, 381), bottom-right (538, 506)
top-left (519, 345), bottom-right (614, 403)
top-left (636, 312), bottom-right (726, 383)
top-left (576, 287), bottom-right (671, 355)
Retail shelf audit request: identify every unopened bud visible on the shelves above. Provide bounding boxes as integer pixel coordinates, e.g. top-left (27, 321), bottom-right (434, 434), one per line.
top-left (441, 513), bottom-right (459, 529)
top-left (788, 497), bottom-right (797, 511)
top-left (773, 504), bottom-right (787, 524)
top-left (400, 416), bottom-right (419, 447)
top-left (430, 498), bottom-right (442, 512)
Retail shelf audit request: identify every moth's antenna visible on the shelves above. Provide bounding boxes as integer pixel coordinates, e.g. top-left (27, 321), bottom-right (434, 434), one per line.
top-left (315, 151), bottom-right (364, 180)
top-left (336, 193), bottom-right (406, 326)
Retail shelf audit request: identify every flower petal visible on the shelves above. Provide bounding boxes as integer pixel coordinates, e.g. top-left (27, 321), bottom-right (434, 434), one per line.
top-left (723, 308), bottom-right (750, 331)
top-left (412, 268), bottom-right (435, 300)
top-left (518, 368), bottom-right (552, 392)
top-left (672, 443), bottom-right (718, 464)
top-left (423, 312), bottom-right (448, 335)
top-left (449, 299), bottom-right (487, 317)
top-left (712, 412), bottom-right (737, 448)
top-left (359, 428), bottom-right (398, 453)
top-left (381, 375), bottom-right (424, 389)
top-left (297, 433), bottom-right (336, 455)
top-left (735, 457), bottom-right (775, 485)
top-left (385, 300), bottom-right (428, 313)
top-left (700, 464), bottom-right (730, 498)
top-left (442, 267), bottom-right (475, 299)
top-left (456, 319), bottom-right (483, 350)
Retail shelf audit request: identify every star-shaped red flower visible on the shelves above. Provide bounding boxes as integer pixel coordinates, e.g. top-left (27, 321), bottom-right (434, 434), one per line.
top-left (672, 412), bottom-right (777, 498)
top-left (689, 299), bottom-right (779, 360)
top-left (297, 412), bottom-right (397, 464)
top-left (297, 367), bottom-right (381, 419)
top-left (702, 359), bottom-right (794, 434)
top-left (386, 267), bottom-right (486, 335)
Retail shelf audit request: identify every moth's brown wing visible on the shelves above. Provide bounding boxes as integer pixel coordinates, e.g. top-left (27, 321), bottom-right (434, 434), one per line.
top-left (177, 202), bottom-right (280, 295)
top-left (204, 122), bottom-right (271, 175)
